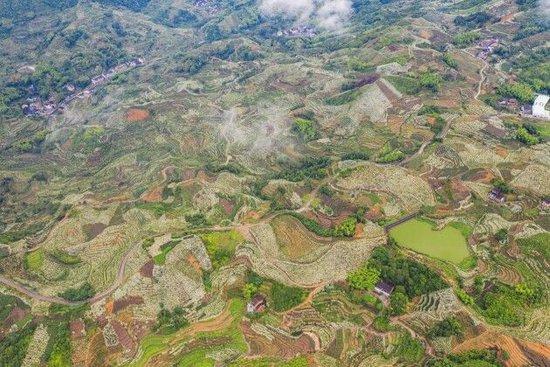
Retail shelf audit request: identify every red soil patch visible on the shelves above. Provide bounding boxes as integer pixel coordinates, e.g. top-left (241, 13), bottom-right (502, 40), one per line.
top-left (125, 108), bottom-right (150, 122)
top-left (186, 254), bottom-right (203, 273)
top-left (219, 198), bottom-right (234, 216)
top-left (140, 260), bottom-right (154, 278)
top-left (111, 320), bottom-right (136, 353)
top-left (418, 29), bottom-right (432, 39)
top-left (3, 307), bottom-right (26, 328)
top-left (354, 223), bottom-right (364, 238)
top-left (495, 145), bottom-right (509, 158)
top-left (387, 115), bottom-right (404, 133)
top-left (465, 169), bottom-right (495, 184)
top-left (453, 331), bottom-right (550, 367)
top-left (70, 319), bottom-right (86, 339)
top-left (451, 179), bottom-right (470, 202)
top-left (113, 296), bottom-right (144, 313)
top-left (141, 185), bottom-right (163, 202)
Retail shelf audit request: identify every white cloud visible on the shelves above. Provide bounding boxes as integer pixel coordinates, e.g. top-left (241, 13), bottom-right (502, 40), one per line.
top-left (258, 0), bottom-right (353, 30)
top-left (316, 0), bottom-right (353, 30)
top-left (540, 0), bottom-right (550, 21)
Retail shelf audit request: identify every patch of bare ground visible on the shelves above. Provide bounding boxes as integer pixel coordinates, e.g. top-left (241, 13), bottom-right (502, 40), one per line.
top-left (242, 321), bottom-right (316, 359)
top-left (453, 331), bottom-right (550, 367)
top-left (141, 185), bottom-right (163, 202)
top-left (125, 108), bottom-right (150, 122)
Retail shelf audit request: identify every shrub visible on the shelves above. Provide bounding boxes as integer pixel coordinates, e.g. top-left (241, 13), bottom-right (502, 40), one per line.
top-left (347, 265), bottom-right (380, 290)
top-left (428, 317), bottom-right (463, 338)
top-left (59, 282), bottom-right (95, 302)
top-left (292, 118), bottom-right (318, 142)
top-left (419, 71), bottom-right (443, 92)
top-left (390, 291), bottom-right (409, 315)
top-left (453, 31), bottom-right (481, 47)
top-left (497, 82), bottom-right (535, 103)
top-left (271, 282), bottom-right (306, 311)
top-left (334, 216), bottom-right (357, 237)
top-left (442, 53), bottom-right (458, 69)
top-left (368, 247), bottom-right (447, 297)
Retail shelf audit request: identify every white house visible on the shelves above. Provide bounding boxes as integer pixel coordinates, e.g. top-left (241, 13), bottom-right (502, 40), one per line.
top-left (532, 94), bottom-right (550, 119)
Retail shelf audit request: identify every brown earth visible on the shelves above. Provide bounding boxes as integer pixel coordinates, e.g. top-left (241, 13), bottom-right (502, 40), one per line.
top-left (125, 108), bottom-right (150, 122)
top-left (495, 145), bottom-right (509, 158)
top-left (453, 331), bottom-right (550, 367)
top-left (141, 186), bottom-right (163, 202)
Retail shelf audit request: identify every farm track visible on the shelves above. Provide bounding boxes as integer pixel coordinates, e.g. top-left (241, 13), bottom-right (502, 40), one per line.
top-left (0, 242), bottom-right (138, 306)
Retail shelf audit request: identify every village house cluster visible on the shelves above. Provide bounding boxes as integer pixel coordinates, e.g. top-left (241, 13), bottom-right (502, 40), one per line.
top-left (476, 37), bottom-right (499, 60)
top-left (22, 58), bottom-right (144, 118)
top-left (277, 25), bottom-right (317, 38)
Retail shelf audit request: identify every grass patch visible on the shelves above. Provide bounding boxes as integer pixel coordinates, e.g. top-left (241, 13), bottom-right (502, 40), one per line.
top-left (24, 249), bottom-right (44, 272)
top-left (200, 230), bottom-right (244, 269)
top-left (49, 249), bottom-right (81, 265)
top-left (153, 240), bottom-right (180, 265)
top-left (389, 218), bottom-right (470, 265)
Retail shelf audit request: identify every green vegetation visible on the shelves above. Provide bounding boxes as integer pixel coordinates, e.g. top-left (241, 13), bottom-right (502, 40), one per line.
top-left (333, 216), bottom-right (357, 237)
top-left (276, 157), bottom-right (330, 182)
top-left (428, 316), bottom-right (463, 338)
top-left (44, 321), bottom-right (72, 367)
top-left (347, 264), bottom-right (380, 290)
top-left (368, 246), bottom-right (447, 298)
top-left (497, 82), bottom-right (535, 103)
top-left (156, 305), bottom-right (189, 333)
top-left (0, 323), bottom-right (37, 366)
top-left (428, 349), bottom-right (502, 367)
top-left (392, 332), bottom-right (424, 364)
top-left (200, 230), bottom-right (244, 269)
top-left (516, 126), bottom-right (540, 145)
top-left (442, 52), bottom-right (458, 69)
top-left (24, 249), bottom-right (44, 272)
top-left (58, 282), bottom-right (95, 302)
top-left (292, 118), bottom-right (318, 142)
top-left (389, 218), bottom-right (471, 264)
top-left (517, 232), bottom-right (550, 260)
top-left (270, 282), bottom-right (306, 312)
top-left (153, 240), bottom-right (180, 265)
top-left (419, 71), bottom-right (443, 92)
top-left (49, 249), bottom-right (81, 265)
top-left (389, 291), bottom-right (409, 315)
top-left (453, 31), bottom-right (481, 47)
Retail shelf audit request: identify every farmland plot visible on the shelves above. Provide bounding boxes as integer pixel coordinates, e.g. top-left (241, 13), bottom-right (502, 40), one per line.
top-left (237, 218), bottom-right (385, 287)
top-left (336, 162), bottom-right (435, 212)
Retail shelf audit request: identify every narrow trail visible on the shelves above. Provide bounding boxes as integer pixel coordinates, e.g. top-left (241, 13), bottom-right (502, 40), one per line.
top-left (400, 115), bottom-right (455, 166)
top-left (0, 242), bottom-right (137, 306)
top-left (475, 61), bottom-right (488, 100)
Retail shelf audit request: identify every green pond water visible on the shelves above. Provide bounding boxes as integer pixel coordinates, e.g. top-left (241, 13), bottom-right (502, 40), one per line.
top-left (389, 218), bottom-right (470, 264)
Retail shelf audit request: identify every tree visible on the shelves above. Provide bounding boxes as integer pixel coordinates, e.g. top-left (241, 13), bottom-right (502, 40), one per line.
top-left (428, 317), bottom-right (463, 338)
top-left (495, 228), bottom-right (508, 244)
top-left (347, 265), bottom-right (380, 290)
top-left (419, 71), bottom-right (443, 92)
top-left (390, 291), bottom-right (409, 315)
top-left (243, 283), bottom-right (258, 300)
top-left (334, 216), bottom-right (357, 237)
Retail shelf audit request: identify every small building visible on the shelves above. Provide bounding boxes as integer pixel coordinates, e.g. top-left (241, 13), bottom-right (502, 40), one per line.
top-left (247, 294), bottom-right (267, 313)
top-left (540, 199), bottom-right (550, 211)
top-left (374, 280), bottom-right (395, 298)
top-left (532, 94), bottom-right (550, 119)
top-left (488, 188), bottom-right (505, 203)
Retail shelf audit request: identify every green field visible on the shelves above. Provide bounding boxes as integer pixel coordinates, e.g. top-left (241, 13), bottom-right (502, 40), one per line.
top-left (389, 219), bottom-right (470, 264)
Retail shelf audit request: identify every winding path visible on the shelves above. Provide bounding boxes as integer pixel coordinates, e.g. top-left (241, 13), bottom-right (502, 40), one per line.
top-left (0, 242), bottom-right (137, 306)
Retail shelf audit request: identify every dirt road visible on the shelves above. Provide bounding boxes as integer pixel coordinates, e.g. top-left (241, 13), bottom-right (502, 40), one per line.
top-left (0, 242), bottom-right (137, 305)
